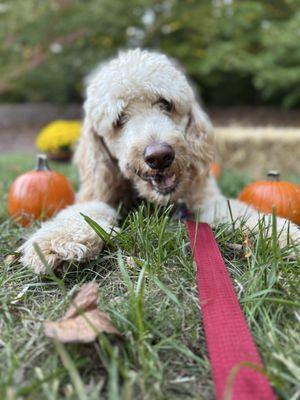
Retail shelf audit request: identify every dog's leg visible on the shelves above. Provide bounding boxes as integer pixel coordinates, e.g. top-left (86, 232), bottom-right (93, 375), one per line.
top-left (19, 202), bottom-right (117, 274)
top-left (20, 118), bottom-right (130, 274)
top-left (196, 177), bottom-right (300, 248)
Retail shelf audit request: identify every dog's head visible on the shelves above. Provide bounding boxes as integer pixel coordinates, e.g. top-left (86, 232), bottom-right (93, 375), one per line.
top-left (83, 49), bottom-right (214, 204)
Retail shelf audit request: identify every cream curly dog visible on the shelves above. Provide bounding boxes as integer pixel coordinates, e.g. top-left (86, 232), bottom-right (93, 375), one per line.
top-left (20, 49), bottom-right (299, 273)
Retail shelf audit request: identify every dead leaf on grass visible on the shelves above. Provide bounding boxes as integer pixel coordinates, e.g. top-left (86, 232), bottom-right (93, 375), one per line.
top-left (4, 253), bottom-right (20, 265)
top-left (62, 281), bottom-right (99, 320)
top-left (44, 282), bottom-right (120, 343)
top-left (243, 234), bottom-right (254, 258)
top-left (126, 256), bottom-right (138, 269)
top-left (227, 243), bottom-right (243, 252)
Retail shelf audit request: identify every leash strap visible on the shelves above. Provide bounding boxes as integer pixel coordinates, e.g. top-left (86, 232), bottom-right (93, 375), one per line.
top-left (185, 220), bottom-right (276, 400)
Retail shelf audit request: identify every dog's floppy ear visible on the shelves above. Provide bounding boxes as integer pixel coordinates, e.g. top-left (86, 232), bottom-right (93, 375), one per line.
top-left (186, 102), bottom-right (215, 173)
top-left (74, 117), bottom-right (123, 205)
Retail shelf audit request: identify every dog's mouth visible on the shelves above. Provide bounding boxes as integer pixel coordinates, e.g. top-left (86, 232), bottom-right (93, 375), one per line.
top-left (137, 170), bottom-right (179, 195)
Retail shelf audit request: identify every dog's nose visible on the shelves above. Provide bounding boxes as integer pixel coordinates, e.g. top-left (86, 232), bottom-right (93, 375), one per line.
top-left (144, 142), bottom-right (175, 170)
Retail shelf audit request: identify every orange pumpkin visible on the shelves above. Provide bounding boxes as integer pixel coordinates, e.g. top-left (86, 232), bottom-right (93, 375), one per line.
top-left (8, 154), bottom-right (75, 226)
top-left (239, 171), bottom-right (300, 225)
top-left (211, 161), bottom-right (221, 179)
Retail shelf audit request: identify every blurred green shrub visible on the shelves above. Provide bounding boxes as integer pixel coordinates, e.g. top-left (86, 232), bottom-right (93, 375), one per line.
top-left (0, 0), bottom-right (145, 102)
top-left (1, 0), bottom-right (300, 107)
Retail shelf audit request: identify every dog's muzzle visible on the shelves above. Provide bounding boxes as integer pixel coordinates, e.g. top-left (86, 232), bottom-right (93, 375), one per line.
top-left (141, 142), bottom-right (178, 195)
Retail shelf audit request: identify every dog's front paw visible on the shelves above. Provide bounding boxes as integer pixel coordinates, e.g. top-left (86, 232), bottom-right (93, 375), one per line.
top-left (19, 229), bottom-right (61, 274)
top-left (18, 201), bottom-right (117, 274)
top-left (19, 229), bottom-right (103, 274)
top-left (20, 234), bottom-right (61, 274)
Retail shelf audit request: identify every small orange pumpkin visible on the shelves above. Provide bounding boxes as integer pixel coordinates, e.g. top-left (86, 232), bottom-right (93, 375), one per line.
top-left (239, 171), bottom-right (300, 225)
top-left (211, 161), bottom-right (221, 179)
top-left (8, 154), bottom-right (75, 226)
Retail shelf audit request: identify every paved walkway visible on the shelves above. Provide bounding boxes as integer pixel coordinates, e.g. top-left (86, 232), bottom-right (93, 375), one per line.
top-left (0, 104), bottom-right (81, 154)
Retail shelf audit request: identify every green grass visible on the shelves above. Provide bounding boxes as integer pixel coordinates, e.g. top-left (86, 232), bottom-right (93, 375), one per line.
top-left (0, 154), bottom-right (299, 400)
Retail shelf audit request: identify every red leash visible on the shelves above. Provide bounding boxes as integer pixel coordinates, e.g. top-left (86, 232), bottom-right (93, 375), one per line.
top-left (186, 220), bottom-right (276, 400)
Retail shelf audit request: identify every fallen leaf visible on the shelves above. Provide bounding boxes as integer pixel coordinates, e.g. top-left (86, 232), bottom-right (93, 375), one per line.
top-left (243, 234), bottom-right (253, 258)
top-left (4, 253), bottom-right (20, 265)
top-left (126, 256), bottom-right (138, 269)
top-left (44, 309), bottom-right (120, 342)
top-left (11, 284), bottom-right (30, 304)
top-left (227, 243), bottom-right (243, 252)
top-left (63, 282), bottom-right (99, 320)
top-left (44, 282), bottom-right (120, 343)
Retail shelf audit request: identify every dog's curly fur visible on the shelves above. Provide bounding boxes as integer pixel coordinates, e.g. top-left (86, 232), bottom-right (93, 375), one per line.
top-left (20, 49), bottom-right (299, 273)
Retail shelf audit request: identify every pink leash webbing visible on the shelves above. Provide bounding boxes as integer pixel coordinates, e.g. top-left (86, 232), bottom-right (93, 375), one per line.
top-left (186, 220), bottom-right (276, 400)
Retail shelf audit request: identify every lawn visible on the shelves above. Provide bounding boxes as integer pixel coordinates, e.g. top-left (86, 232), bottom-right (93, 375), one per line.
top-left (0, 154), bottom-right (299, 400)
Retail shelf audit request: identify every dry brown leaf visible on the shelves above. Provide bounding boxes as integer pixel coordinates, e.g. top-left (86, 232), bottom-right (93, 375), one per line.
top-left (4, 253), bottom-right (20, 265)
top-left (44, 309), bottom-right (120, 343)
top-left (243, 234), bottom-right (251, 246)
top-left (243, 234), bottom-right (254, 258)
top-left (43, 282), bottom-right (120, 343)
top-left (227, 243), bottom-right (243, 252)
top-left (63, 282), bottom-right (99, 320)
top-left (126, 256), bottom-right (138, 269)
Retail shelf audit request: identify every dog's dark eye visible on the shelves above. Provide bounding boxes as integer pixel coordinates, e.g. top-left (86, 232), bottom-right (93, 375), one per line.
top-left (159, 98), bottom-right (174, 113)
top-left (114, 113), bottom-right (127, 128)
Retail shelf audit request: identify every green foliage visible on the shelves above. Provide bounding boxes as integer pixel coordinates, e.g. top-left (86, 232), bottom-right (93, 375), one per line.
top-left (0, 0), bottom-right (146, 102)
top-left (1, 0), bottom-right (300, 106)
top-left (148, 0), bottom-right (300, 107)
top-left (254, 10), bottom-right (300, 108)
top-left (219, 169), bottom-right (252, 199)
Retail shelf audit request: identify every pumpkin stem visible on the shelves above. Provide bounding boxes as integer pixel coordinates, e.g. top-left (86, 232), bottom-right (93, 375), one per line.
top-left (36, 154), bottom-right (51, 171)
top-left (267, 170), bottom-right (280, 181)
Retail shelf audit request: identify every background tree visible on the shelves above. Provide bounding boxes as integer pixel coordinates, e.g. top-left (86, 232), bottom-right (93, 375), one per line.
top-left (1, 0), bottom-right (300, 107)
